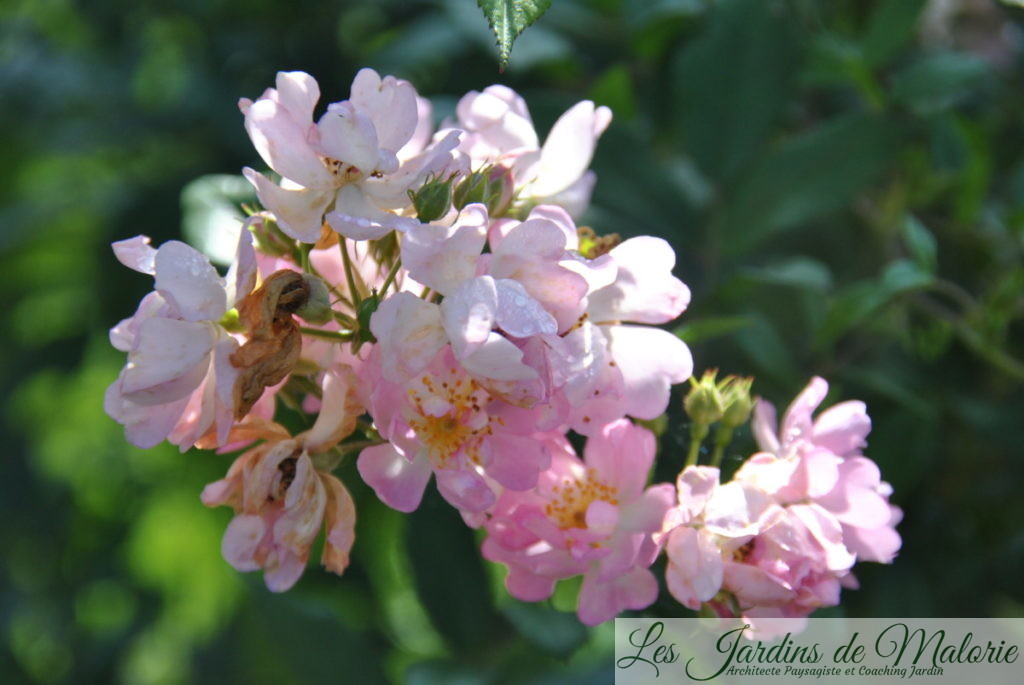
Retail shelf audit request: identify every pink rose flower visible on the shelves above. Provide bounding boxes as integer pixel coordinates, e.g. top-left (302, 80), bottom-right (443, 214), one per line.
top-left (241, 69), bottom-right (461, 241)
top-left (560, 234), bottom-right (694, 432)
top-left (454, 86), bottom-right (612, 216)
top-left (357, 346), bottom-right (551, 514)
top-left (481, 420), bottom-right (675, 625)
top-left (105, 226), bottom-right (257, 450)
top-left (742, 377), bottom-right (902, 564)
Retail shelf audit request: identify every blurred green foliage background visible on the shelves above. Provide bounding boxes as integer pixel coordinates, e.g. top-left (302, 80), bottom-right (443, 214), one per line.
top-left (3, 0), bottom-right (1024, 682)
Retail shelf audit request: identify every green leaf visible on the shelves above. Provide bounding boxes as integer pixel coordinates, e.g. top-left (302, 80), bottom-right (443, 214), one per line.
top-left (901, 215), bottom-right (938, 273)
top-left (501, 600), bottom-right (587, 657)
top-left (551, 576), bottom-right (582, 613)
top-left (715, 113), bottom-right (904, 255)
top-left (862, 0), bottom-right (929, 67)
top-left (406, 487), bottom-right (505, 653)
top-left (891, 52), bottom-right (991, 115)
top-left (675, 0), bottom-right (801, 183)
top-left (734, 313), bottom-right (800, 386)
top-left (816, 259), bottom-right (934, 346)
top-left (675, 316), bottom-right (753, 344)
top-left (477, 0), bottom-right (553, 70)
top-left (180, 174), bottom-right (255, 266)
top-left (742, 257), bottom-right (834, 292)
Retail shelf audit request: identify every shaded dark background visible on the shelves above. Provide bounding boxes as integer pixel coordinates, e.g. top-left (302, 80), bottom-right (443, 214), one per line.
top-left (2, 0), bottom-right (1023, 682)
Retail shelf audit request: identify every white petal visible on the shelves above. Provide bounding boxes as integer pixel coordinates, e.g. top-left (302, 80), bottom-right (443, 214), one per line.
top-left (154, 241), bottom-right (228, 322)
top-left (243, 168), bottom-right (332, 243)
top-left (530, 101), bottom-right (610, 198)
top-left (122, 318), bottom-right (215, 403)
top-left (494, 279), bottom-right (557, 338)
top-left (606, 325), bottom-right (693, 419)
top-left (442, 276), bottom-right (499, 358)
top-left (349, 68), bottom-right (419, 153)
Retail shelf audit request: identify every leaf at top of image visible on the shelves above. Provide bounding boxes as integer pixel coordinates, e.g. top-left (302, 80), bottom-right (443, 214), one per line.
top-left (477, 0), bottom-right (554, 70)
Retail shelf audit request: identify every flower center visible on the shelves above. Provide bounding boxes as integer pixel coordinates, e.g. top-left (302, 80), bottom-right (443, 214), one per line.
top-left (321, 156), bottom-right (364, 183)
top-left (545, 467), bottom-right (619, 529)
top-left (405, 367), bottom-right (496, 466)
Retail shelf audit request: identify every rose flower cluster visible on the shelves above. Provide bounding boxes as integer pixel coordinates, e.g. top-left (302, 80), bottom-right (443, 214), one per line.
top-left (106, 69), bottom-right (900, 627)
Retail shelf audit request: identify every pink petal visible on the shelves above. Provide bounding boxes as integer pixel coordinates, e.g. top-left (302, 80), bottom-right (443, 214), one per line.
top-left (813, 400), bottom-right (871, 456)
top-left (723, 562), bottom-right (794, 605)
top-left (751, 399), bottom-right (781, 453)
top-left (459, 333), bottom-right (538, 382)
top-left (435, 468), bottom-right (496, 513)
top-left (357, 443), bottom-right (433, 512)
top-left (674, 465), bottom-right (720, 522)
top-left (243, 168), bottom-right (333, 243)
top-left (273, 71), bottom-right (320, 124)
top-left (112, 235), bottom-right (157, 274)
top-left (401, 205), bottom-right (487, 295)
top-left (225, 218), bottom-right (259, 307)
top-left (505, 566), bottom-right (556, 602)
top-left (105, 374), bottom-right (189, 448)
top-left (577, 566), bottom-right (657, 626)
top-left (704, 482), bottom-right (779, 538)
top-left (304, 366), bottom-right (359, 452)
top-left (442, 276), bottom-right (498, 358)
top-left (779, 377), bottom-right (829, 446)
top-left (222, 514), bottom-right (266, 572)
top-left (483, 433), bottom-right (549, 491)
top-left (585, 500), bottom-right (619, 535)
top-left (665, 527), bottom-right (723, 610)
top-left (816, 458), bottom-right (892, 530)
top-left (842, 510), bottom-right (902, 564)
top-left (789, 504), bottom-right (856, 572)
top-left (620, 484), bottom-right (675, 533)
top-left (263, 550), bottom-right (308, 593)
top-left (456, 86), bottom-right (538, 157)
top-left (369, 292), bottom-right (446, 383)
top-left (584, 419), bottom-right (655, 499)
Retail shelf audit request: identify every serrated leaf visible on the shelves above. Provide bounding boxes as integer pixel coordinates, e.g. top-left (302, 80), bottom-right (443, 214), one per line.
top-left (477, 0), bottom-right (553, 70)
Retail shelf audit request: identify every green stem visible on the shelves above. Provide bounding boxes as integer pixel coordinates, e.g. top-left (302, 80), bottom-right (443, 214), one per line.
top-left (380, 258), bottom-right (402, 295)
top-left (340, 239), bottom-right (362, 308)
top-left (338, 438), bottom-right (385, 456)
top-left (709, 424), bottom-right (734, 468)
top-left (685, 422), bottom-right (709, 467)
top-left (298, 327), bottom-right (355, 342)
top-left (912, 296), bottom-right (1024, 382)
